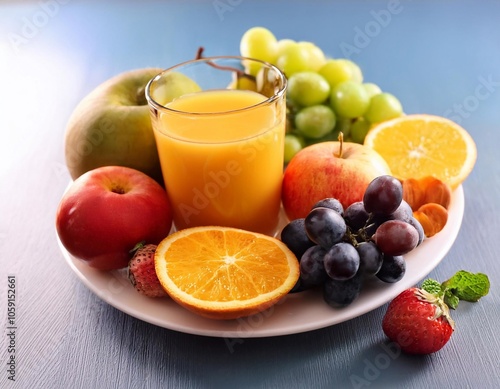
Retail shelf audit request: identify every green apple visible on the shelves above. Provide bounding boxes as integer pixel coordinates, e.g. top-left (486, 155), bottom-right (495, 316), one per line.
top-left (64, 68), bottom-right (201, 184)
top-left (148, 71), bottom-right (202, 106)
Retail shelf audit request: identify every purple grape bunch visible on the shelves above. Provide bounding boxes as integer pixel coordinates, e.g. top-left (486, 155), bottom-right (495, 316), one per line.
top-left (280, 175), bottom-right (424, 307)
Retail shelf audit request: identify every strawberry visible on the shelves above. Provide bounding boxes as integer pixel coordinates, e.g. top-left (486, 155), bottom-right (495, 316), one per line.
top-left (382, 287), bottom-right (454, 354)
top-left (128, 244), bottom-right (167, 298)
top-left (382, 271), bottom-right (490, 355)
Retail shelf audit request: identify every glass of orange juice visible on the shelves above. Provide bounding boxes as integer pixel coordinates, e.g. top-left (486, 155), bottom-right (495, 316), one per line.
top-left (145, 56), bottom-right (287, 235)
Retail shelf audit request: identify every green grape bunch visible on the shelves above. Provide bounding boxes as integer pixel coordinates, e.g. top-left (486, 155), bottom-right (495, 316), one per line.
top-left (239, 26), bottom-right (404, 163)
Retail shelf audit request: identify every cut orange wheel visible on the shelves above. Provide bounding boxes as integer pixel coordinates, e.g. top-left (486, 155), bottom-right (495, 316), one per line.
top-left (154, 226), bottom-right (300, 320)
top-left (364, 114), bottom-right (477, 189)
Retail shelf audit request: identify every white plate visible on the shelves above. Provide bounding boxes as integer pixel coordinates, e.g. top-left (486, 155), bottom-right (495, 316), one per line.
top-left (59, 186), bottom-right (464, 338)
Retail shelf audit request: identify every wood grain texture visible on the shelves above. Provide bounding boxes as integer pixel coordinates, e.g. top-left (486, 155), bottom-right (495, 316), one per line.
top-left (1, 1), bottom-right (500, 388)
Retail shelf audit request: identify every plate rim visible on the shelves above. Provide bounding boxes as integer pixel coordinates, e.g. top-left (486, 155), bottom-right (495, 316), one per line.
top-left (58, 185), bottom-right (465, 338)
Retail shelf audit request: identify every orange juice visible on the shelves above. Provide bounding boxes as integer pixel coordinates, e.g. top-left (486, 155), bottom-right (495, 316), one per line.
top-left (152, 89), bottom-right (286, 235)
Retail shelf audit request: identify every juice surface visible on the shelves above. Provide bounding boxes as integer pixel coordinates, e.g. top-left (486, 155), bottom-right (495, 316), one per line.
top-left (153, 89), bottom-right (285, 235)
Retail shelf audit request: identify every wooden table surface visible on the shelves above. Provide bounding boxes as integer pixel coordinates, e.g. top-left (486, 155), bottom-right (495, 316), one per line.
top-left (1, 1), bottom-right (499, 388)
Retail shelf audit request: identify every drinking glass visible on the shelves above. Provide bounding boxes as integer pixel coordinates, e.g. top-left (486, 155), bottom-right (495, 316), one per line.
top-left (146, 56), bottom-right (287, 235)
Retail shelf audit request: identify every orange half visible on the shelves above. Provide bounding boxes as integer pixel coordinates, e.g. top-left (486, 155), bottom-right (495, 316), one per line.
top-left (364, 114), bottom-right (477, 189)
top-left (155, 226), bottom-right (300, 320)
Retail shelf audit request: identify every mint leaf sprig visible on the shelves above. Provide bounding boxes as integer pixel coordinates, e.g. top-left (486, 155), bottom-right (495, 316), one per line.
top-left (421, 270), bottom-right (490, 310)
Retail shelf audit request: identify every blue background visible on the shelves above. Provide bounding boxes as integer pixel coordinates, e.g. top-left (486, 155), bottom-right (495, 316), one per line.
top-left (1, 1), bottom-right (499, 388)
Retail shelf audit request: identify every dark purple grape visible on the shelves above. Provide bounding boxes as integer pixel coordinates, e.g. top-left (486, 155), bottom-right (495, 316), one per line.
top-left (344, 201), bottom-right (370, 232)
top-left (280, 218), bottom-right (315, 259)
top-left (363, 175), bottom-right (403, 215)
top-left (356, 241), bottom-right (383, 276)
top-left (289, 278), bottom-right (305, 294)
top-left (299, 245), bottom-right (328, 288)
top-left (388, 200), bottom-right (413, 223)
top-left (305, 207), bottom-right (347, 249)
top-left (408, 216), bottom-right (425, 246)
top-left (365, 192), bottom-right (411, 235)
top-left (376, 254), bottom-right (406, 283)
top-left (311, 198), bottom-right (344, 216)
top-left (324, 242), bottom-right (360, 281)
top-left (372, 220), bottom-right (419, 256)
top-left (323, 272), bottom-right (363, 307)
top-left (365, 213), bottom-right (390, 238)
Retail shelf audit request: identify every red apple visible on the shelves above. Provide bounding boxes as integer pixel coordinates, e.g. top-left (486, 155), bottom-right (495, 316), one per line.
top-left (56, 166), bottom-right (173, 270)
top-left (282, 140), bottom-right (391, 220)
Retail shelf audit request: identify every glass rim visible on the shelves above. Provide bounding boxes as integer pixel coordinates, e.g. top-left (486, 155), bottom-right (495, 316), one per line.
top-left (145, 55), bottom-right (287, 116)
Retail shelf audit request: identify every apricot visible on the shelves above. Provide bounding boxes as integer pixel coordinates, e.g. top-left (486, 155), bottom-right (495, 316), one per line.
top-left (402, 178), bottom-right (426, 211)
top-left (420, 176), bottom-right (452, 210)
top-left (414, 203), bottom-right (449, 238)
top-left (402, 176), bottom-right (452, 211)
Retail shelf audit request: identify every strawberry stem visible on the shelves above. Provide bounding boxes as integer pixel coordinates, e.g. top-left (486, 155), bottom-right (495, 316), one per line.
top-left (129, 240), bottom-right (146, 255)
top-left (415, 289), bottom-right (455, 330)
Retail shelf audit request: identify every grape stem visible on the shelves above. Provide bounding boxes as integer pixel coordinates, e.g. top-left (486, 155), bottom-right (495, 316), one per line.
top-left (344, 213), bottom-right (376, 246)
top-left (344, 228), bottom-right (359, 246)
top-left (195, 47), bottom-right (256, 82)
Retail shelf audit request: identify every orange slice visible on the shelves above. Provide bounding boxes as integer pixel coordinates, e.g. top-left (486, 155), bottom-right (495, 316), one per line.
top-left (364, 114), bottom-right (477, 189)
top-left (155, 226), bottom-right (300, 320)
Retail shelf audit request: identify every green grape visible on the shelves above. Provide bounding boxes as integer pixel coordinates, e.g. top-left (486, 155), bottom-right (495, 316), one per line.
top-left (240, 27), bottom-right (278, 75)
top-left (276, 39), bottom-right (296, 59)
top-left (228, 73), bottom-right (257, 91)
top-left (319, 58), bottom-right (363, 88)
top-left (330, 80), bottom-right (370, 118)
top-left (319, 59), bottom-right (349, 88)
top-left (298, 41), bottom-right (326, 71)
top-left (286, 97), bottom-right (302, 116)
top-left (287, 71), bottom-right (330, 106)
top-left (334, 117), bottom-right (353, 138)
top-left (339, 59), bottom-right (363, 83)
top-left (150, 72), bottom-right (201, 105)
top-left (276, 44), bottom-right (311, 77)
top-left (295, 105), bottom-right (336, 139)
top-left (343, 133), bottom-right (354, 142)
top-left (305, 128), bottom-right (339, 145)
top-left (364, 92), bottom-right (403, 124)
top-left (363, 83), bottom-right (382, 99)
top-left (350, 117), bottom-right (371, 143)
top-left (240, 26), bottom-right (277, 62)
top-left (284, 134), bottom-right (304, 163)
